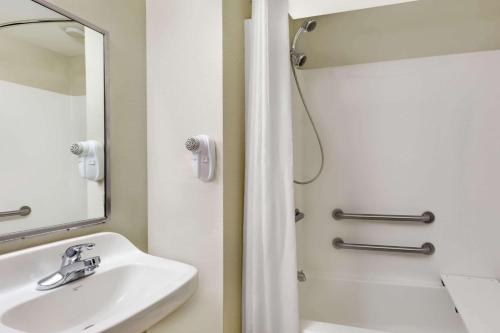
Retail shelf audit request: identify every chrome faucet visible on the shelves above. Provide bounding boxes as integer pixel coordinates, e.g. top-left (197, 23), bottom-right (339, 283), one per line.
top-left (37, 243), bottom-right (101, 291)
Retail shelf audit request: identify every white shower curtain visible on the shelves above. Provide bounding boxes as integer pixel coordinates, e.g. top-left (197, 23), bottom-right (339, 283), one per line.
top-left (243, 0), bottom-right (299, 331)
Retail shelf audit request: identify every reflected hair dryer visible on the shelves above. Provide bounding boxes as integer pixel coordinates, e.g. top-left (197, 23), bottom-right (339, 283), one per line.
top-left (70, 140), bottom-right (104, 181)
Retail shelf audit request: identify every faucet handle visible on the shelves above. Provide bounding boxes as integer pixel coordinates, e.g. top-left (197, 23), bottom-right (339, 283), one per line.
top-left (63, 243), bottom-right (95, 264)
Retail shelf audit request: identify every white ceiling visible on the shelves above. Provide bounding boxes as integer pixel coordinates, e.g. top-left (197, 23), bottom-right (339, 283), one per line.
top-left (289, 0), bottom-right (419, 19)
top-left (1, 22), bottom-right (85, 56)
top-left (0, 0), bottom-right (84, 57)
top-left (0, 0), bottom-right (66, 23)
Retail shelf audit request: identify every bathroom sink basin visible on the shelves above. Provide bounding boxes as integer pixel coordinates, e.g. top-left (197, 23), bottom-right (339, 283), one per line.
top-left (0, 232), bottom-right (197, 333)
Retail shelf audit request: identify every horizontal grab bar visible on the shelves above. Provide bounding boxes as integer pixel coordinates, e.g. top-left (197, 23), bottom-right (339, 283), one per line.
top-left (0, 206), bottom-right (31, 219)
top-left (332, 209), bottom-right (435, 224)
top-left (332, 238), bottom-right (435, 255)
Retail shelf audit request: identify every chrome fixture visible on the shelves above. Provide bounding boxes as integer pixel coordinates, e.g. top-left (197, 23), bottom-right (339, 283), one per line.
top-left (295, 208), bottom-right (305, 223)
top-left (297, 270), bottom-right (307, 282)
top-left (290, 19), bottom-right (317, 68)
top-left (0, 206), bottom-right (31, 219)
top-left (290, 19), bottom-right (325, 185)
top-left (332, 209), bottom-right (435, 224)
top-left (333, 238), bottom-right (435, 255)
top-left (37, 243), bottom-right (101, 291)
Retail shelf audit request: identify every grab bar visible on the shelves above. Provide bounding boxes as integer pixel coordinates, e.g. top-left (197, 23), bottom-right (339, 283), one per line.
top-left (332, 209), bottom-right (434, 224)
top-left (0, 206), bottom-right (31, 219)
top-left (332, 238), bottom-right (435, 255)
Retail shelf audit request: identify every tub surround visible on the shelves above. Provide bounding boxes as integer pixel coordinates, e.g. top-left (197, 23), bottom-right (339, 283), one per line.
top-left (0, 80), bottom-right (87, 234)
top-left (299, 275), bottom-right (466, 333)
top-left (293, 35), bottom-right (500, 333)
top-left (302, 320), bottom-right (389, 333)
top-left (294, 49), bottom-right (500, 286)
top-left (292, 2), bottom-right (500, 330)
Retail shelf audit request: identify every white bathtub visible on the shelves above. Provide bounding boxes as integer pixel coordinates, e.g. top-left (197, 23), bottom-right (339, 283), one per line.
top-left (301, 320), bottom-right (390, 333)
top-left (299, 275), bottom-right (467, 333)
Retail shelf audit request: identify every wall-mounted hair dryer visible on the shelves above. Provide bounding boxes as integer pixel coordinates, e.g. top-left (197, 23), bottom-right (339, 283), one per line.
top-left (185, 135), bottom-right (216, 182)
top-left (70, 140), bottom-right (104, 181)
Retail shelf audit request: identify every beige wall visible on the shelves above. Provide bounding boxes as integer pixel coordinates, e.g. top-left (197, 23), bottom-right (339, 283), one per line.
top-left (0, 0), bottom-right (147, 254)
top-left (222, 1), bottom-right (250, 332)
top-left (292, 0), bottom-right (500, 69)
top-left (0, 34), bottom-right (85, 95)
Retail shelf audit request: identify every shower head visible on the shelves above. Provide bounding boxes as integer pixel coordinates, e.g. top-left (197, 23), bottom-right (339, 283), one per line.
top-left (302, 19), bottom-right (317, 32)
top-left (291, 19), bottom-right (318, 67)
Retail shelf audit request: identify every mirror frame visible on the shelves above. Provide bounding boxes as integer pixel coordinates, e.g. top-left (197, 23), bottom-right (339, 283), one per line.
top-left (0, 0), bottom-right (111, 243)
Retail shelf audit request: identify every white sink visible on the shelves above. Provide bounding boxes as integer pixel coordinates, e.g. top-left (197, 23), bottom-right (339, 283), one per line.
top-left (0, 232), bottom-right (198, 333)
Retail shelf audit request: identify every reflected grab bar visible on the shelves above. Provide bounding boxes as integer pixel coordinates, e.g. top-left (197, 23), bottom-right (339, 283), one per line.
top-left (332, 209), bottom-right (435, 224)
top-left (332, 238), bottom-right (435, 255)
top-left (0, 206), bottom-right (31, 219)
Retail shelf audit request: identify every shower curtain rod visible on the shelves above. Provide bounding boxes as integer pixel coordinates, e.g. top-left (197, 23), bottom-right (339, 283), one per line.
top-left (0, 18), bottom-right (74, 29)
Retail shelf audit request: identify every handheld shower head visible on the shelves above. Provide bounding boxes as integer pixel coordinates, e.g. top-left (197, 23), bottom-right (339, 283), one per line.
top-left (291, 18), bottom-right (325, 185)
top-left (291, 19), bottom-right (318, 67)
top-left (302, 19), bottom-right (317, 32)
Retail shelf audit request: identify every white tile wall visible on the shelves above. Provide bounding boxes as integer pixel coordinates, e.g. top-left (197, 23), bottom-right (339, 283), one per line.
top-left (294, 50), bottom-right (500, 285)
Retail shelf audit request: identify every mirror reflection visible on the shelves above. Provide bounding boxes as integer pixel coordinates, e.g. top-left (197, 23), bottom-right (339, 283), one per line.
top-left (0, 0), bottom-right (107, 238)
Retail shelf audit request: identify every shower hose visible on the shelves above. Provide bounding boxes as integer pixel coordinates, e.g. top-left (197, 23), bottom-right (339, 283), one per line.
top-left (291, 63), bottom-right (325, 185)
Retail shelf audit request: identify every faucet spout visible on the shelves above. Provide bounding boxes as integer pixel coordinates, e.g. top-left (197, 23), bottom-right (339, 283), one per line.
top-left (37, 244), bottom-right (100, 291)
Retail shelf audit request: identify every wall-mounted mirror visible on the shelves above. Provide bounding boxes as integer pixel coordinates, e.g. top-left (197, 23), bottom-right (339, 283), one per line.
top-left (0, 0), bottom-right (109, 242)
